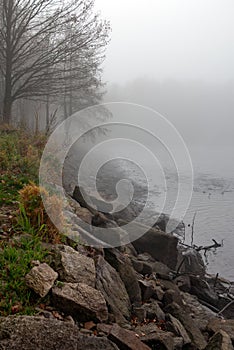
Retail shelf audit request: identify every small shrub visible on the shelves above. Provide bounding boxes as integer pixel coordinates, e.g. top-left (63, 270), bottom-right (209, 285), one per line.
top-left (18, 183), bottom-right (63, 244)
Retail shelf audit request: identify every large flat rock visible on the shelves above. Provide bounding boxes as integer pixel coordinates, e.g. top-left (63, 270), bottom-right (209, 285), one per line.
top-left (0, 316), bottom-right (119, 350)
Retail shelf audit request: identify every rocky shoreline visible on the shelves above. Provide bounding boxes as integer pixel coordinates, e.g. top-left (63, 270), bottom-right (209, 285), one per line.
top-left (0, 186), bottom-right (234, 349)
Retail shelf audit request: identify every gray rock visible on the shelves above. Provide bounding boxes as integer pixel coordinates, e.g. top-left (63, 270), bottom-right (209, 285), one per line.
top-left (25, 263), bottom-right (58, 298)
top-left (143, 300), bottom-right (165, 321)
top-left (152, 261), bottom-right (171, 279)
top-left (181, 292), bottom-right (216, 331)
top-left (135, 323), bottom-right (174, 350)
top-left (53, 245), bottom-right (96, 287)
top-left (166, 314), bottom-right (191, 345)
top-left (177, 247), bottom-right (206, 276)
top-left (52, 282), bottom-right (108, 322)
top-left (204, 330), bottom-right (233, 350)
top-left (78, 336), bottom-right (120, 350)
top-left (190, 275), bottom-right (219, 307)
top-left (164, 302), bottom-right (207, 349)
top-left (207, 319), bottom-right (234, 342)
top-left (104, 248), bottom-right (142, 304)
top-left (174, 275), bottom-right (191, 293)
top-left (108, 323), bottom-right (151, 350)
top-left (95, 256), bottom-right (131, 324)
top-left (0, 316), bottom-right (79, 350)
top-left (0, 316), bottom-right (119, 350)
top-left (129, 222), bottom-right (178, 269)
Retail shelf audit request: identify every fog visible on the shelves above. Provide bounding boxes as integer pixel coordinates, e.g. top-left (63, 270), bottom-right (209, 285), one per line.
top-left (95, 0), bottom-right (234, 177)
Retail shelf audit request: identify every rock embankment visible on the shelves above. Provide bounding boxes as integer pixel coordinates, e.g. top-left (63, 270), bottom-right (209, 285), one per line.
top-left (0, 186), bottom-right (234, 350)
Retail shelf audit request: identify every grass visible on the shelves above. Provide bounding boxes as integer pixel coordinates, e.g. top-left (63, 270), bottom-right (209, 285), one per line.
top-left (0, 234), bottom-right (48, 316)
top-left (0, 129), bottom-right (54, 316)
top-left (0, 129), bottom-right (46, 206)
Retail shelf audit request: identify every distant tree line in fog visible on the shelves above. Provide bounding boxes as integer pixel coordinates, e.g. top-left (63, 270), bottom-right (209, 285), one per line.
top-left (0, 0), bottom-right (110, 131)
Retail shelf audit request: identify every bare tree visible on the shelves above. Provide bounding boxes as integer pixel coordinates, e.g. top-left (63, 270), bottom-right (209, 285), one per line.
top-left (0, 0), bottom-right (110, 124)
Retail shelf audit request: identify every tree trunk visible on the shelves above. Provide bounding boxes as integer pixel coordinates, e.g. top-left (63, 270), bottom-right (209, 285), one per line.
top-left (3, 89), bottom-right (12, 125)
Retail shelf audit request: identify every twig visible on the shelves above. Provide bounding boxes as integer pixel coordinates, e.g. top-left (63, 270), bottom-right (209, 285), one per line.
top-left (217, 299), bottom-right (234, 316)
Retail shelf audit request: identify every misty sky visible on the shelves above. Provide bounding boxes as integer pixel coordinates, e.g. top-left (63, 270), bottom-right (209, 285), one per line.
top-left (93, 1), bottom-right (234, 177)
top-left (95, 0), bottom-right (234, 83)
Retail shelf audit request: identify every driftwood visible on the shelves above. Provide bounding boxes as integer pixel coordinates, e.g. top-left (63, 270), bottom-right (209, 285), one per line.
top-left (196, 239), bottom-right (222, 252)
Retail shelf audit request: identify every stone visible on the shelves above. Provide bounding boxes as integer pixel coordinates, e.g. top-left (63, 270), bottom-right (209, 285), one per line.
top-left (174, 275), bottom-right (191, 293)
top-left (104, 248), bottom-right (142, 304)
top-left (166, 314), bottom-right (191, 345)
top-left (52, 282), bottom-right (108, 322)
top-left (0, 316), bottom-right (120, 350)
top-left (0, 316), bottom-right (79, 350)
top-left (95, 256), bottom-right (131, 324)
top-left (53, 245), bottom-right (96, 287)
top-left (25, 263), bottom-right (58, 298)
top-left (135, 323), bottom-right (174, 350)
top-left (204, 330), bottom-right (233, 350)
top-left (164, 302), bottom-right (207, 349)
top-left (177, 247), bottom-right (206, 276)
top-left (78, 336), bottom-right (120, 350)
top-left (190, 275), bottom-right (219, 307)
top-left (163, 289), bottom-right (183, 306)
top-left (132, 305), bottom-right (146, 323)
top-left (143, 300), bottom-right (165, 321)
top-left (154, 286), bottom-right (165, 301)
top-left (126, 221), bottom-right (178, 269)
top-left (138, 279), bottom-right (157, 301)
top-left (181, 292), bottom-right (216, 331)
top-left (108, 323), bottom-right (151, 350)
top-left (207, 319), bottom-right (234, 342)
top-left (75, 207), bottom-right (93, 224)
top-left (152, 261), bottom-right (171, 279)
top-left (73, 185), bottom-right (113, 214)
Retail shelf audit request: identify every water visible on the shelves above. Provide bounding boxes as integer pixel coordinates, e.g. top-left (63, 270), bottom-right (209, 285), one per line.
top-left (120, 161), bottom-right (234, 280)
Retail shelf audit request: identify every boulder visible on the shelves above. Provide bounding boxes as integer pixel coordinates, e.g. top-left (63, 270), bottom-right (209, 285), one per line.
top-left (73, 185), bottom-right (113, 214)
top-left (108, 323), bottom-right (151, 350)
top-left (181, 292), bottom-right (216, 331)
top-left (166, 314), bottom-right (191, 345)
top-left (134, 323), bottom-right (174, 350)
top-left (0, 316), bottom-right (79, 350)
top-left (95, 256), bottom-right (131, 324)
top-left (190, 275), bottom-right (219, 307)
top-left (104, 248), bottom-right (142, 304)
top-left (204, 330), bottom-right (233, 350)
top-left (53, 245), bottom-right (96, 287)
top-left (0, 316), bottom-right (119, 350)
top-left (164, 302), bottom-right (207, 349)
top-left (207, 319), bottom-right (234, 342)
top-left (125, 221), bottom-right (178, 269)
top-left (52, 282), bottom-right (108, 322)
top-left (25, 263), bottom-right (58, 298)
